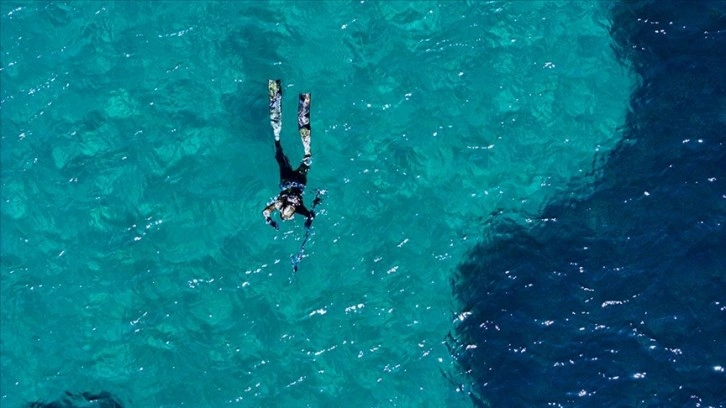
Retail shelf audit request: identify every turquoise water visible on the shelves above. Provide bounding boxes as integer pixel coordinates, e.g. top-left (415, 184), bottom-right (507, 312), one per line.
top-left (1, 2), bottom-right (633, 406)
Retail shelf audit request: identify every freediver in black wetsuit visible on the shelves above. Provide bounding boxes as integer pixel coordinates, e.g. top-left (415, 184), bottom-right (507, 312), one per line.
top-left (261, 79), bottom-right (318, 230)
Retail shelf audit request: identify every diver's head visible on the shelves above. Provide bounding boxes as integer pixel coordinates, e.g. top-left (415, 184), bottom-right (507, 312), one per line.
top-left (281, 205), bottom-right (295, 220)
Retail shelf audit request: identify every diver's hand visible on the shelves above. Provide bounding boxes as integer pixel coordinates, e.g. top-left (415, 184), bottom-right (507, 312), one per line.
top-left (266, 217), bottom-right (280, 230)
top-left (304, 212), bottom-right (315, 229)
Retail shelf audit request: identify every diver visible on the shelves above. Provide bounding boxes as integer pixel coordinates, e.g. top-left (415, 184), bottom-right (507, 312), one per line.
top-left (262, 79), bottom-right (318, 230)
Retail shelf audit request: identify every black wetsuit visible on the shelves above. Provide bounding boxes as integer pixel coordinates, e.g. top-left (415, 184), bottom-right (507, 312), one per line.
top-left (275, 140), bottom-right (313, 221)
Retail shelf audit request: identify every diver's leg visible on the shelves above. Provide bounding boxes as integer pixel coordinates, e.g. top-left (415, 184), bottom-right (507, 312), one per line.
top-left (269, 79), bottom-right (282, 141)
top-left (298, 93), bottom-right (311, 164)
top-left (275, 140), bottom-right (295, 182)
top-left (270, 80), bottom-right (293, 182)
top-left (292, 93), bottom-right (311, 184)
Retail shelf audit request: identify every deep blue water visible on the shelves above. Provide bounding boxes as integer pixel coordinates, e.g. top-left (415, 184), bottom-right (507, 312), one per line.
top-left (452, 1), bottom-right (725, 407)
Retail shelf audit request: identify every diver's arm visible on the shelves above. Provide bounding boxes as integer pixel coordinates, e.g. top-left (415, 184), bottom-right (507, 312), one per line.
top-left (262, 201), bottom-right (280, 230)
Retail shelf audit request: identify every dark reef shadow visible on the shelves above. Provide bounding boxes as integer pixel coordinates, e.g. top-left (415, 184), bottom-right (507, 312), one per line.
top-left (27, 391), bottom-right (124, 408)
top-left (450, 1), bottom-right (725, 407)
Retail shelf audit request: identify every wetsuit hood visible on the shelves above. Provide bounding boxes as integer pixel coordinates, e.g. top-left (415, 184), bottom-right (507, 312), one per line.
top-left (281, 204), bottom-right (295, 220)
